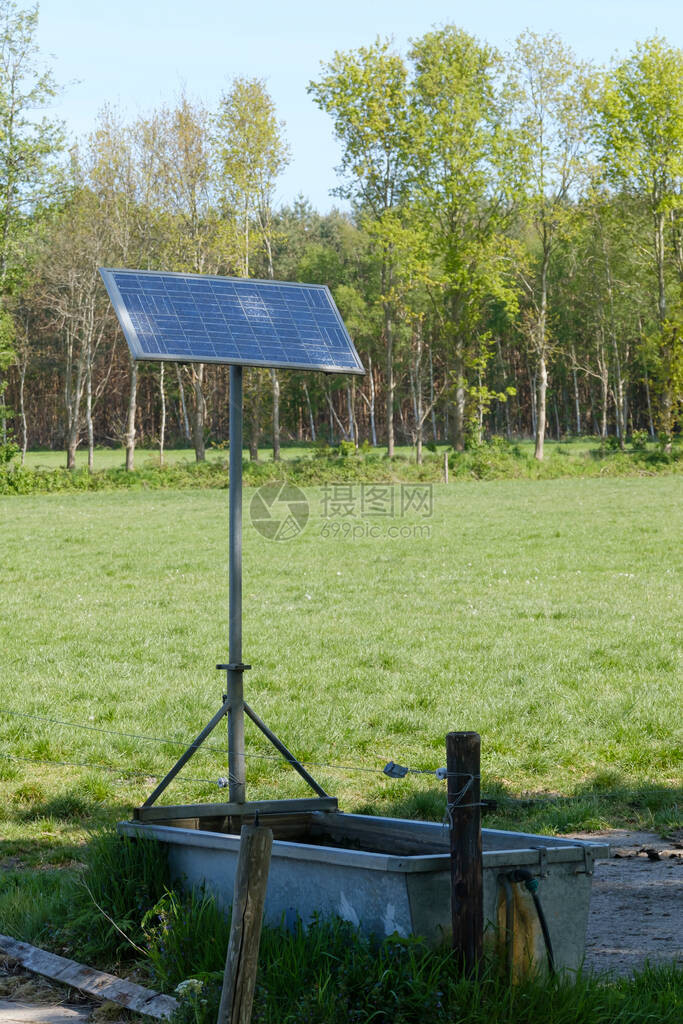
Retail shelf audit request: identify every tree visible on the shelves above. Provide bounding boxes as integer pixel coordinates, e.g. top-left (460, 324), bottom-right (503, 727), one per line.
top-left (276, 202), bottom-right (380, 445)
top-left (0, 0), bottom-right (62, 444)
top-left (86, 108), bottom-right (145, 470)
top-left (154, 94), bottom-right (221, 463)
top-left (214, 77), bottom-right (289, 460)
top-left (512, 31), bottom-right (596, 459)
top-left (309, 40), bottom-right (412, 456)
top-left (34, 182), bottom-right (113, 470)
top-left (0, 0), bottom-right (63, 289)
top-left (409, 25), bottom-right (521, 450)
top-left (596, 37), bottom-right (683, 444)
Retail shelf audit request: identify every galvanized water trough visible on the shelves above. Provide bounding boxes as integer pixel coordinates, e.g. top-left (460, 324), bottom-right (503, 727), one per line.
top-left (119, 806), bottom-right (608, 972)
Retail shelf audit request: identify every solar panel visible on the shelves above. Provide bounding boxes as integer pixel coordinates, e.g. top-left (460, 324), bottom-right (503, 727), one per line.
top-left (99, 268), bottom-right (364, 375)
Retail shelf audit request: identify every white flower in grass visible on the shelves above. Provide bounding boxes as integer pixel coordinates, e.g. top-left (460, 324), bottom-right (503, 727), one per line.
top-left (175, 979), bottom-right (204, 999)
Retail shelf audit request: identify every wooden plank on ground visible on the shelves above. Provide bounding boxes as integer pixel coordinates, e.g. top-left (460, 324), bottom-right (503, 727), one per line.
top-left (0, 935), bottom-right (177, 1020)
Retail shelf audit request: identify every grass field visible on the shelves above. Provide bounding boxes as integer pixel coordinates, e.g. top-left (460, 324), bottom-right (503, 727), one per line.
top-left (0, 475), bottom-right (681, 867)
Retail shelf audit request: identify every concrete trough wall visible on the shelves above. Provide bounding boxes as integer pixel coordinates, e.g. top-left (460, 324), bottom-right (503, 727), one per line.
top-left (119, 812), bottom-right (609, 973)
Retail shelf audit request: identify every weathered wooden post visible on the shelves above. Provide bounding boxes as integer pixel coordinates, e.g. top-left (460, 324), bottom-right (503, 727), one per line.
top-left (446, 731), bottom-right (482, 975)
top-left (216, 823), bottom-right (273, 1024)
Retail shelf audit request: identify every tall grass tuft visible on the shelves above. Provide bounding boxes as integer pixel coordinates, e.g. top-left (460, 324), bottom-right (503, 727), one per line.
top-left (63, 831), bottom-right (171, 965)
top-left (0, 870), bottom-right (71, 946)
top-left (142, 886), bottom-right (231, 990)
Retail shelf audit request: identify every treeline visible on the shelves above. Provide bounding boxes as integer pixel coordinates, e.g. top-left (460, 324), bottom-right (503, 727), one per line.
top-left (0, 1), bottom-right (681, 469)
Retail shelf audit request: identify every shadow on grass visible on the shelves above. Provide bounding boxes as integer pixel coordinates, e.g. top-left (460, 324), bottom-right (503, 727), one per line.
top-left (0, 787), bottom-right (137, 867)
top-left (352, 776), bottom-right (682, 837)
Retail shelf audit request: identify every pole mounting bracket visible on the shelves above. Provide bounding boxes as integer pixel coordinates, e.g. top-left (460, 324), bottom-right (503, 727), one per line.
top-left (216, 663), bottom-right (252, 672)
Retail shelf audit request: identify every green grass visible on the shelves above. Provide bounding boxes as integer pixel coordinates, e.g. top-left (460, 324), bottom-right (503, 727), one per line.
top-left (21, 445), bottom-right (302, 470)
top-left (0, 474), bottom-right (680, 864)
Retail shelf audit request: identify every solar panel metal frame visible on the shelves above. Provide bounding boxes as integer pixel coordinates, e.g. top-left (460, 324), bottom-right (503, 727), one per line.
top-left (99, 267), bottom-right (365, 375)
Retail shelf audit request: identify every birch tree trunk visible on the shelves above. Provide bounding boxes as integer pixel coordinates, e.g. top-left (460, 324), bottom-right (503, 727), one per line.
top-left (644, 370), bottom-right (655, 438)
top-left (597, 344), bottom-right (609, 440)
top-left (535, 353), bottom-right (547, 460)
top-left (125, 356), bottom-right (137, 472)
top-left (385, 312), bottom-right (395, 456)
top-left (360, 354), bottom-right (377, 446)
top-left (191, 363), bottom-right (206, 462)
top-left (654, 209), bottom-right (672, 449)
top-left (382, 250), bottom-right (396, 456)
top-left (271, 369), bottom-right (280, 461)
top-left (347, 384), bottom-right (356, 445)
top-left (86, 355), bottom-right (94, 472)
top-left (249, 370), bottom-right (260, 461)
top-left (64, 322), bottom-right (86, 471)
top-left (476, 367), bottom-right (484, 445)
top-left (18, 349), bottom-right (27, 465)
top-left (453, 343), bottom-right (466, 451)
top-left (176, 364), bottom-right (191, 443)
top-left (571, 348), bottom-right (581, 435)
top-left (429, 348), bottom-right (438, 442)
top-left (534, 245), bottom-right (550, 461)
top-left (159, 362), bottom-right (166, 467)
top-left (415, 383), bottom-right (424, 466)
top-left (303, 381), bottom-right (316, 442)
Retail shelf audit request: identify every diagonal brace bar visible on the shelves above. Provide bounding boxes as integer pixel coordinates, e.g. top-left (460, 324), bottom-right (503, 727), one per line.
top-left (142, 699), bottom-right (231, 808)
top-left (244, 702), bottom-right (329, 798)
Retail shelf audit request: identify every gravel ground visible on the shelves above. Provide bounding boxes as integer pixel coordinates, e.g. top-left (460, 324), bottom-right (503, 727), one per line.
top-left (566, 829), bottom-right (683, 975)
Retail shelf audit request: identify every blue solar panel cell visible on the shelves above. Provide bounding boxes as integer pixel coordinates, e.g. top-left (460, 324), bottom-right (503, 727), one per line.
top-left (100, 268), bottom-right (364, 374)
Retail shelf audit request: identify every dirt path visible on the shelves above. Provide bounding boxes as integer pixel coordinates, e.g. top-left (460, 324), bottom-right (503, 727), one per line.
top-left (0, 970), bottom-right (94, 1024)
top-left (567, 828), bottom-right (683, 975)
top-left (0, 1000), bottom-right (91, 1024)
top-left (0, 965), bottom-right (142, 1024)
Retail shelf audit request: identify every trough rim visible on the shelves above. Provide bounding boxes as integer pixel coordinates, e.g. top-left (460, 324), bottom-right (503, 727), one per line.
top-left (118, 813), bottom-right (609, 875)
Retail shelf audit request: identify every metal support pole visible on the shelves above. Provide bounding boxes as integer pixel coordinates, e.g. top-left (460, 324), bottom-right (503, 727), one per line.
top-left (228, 365), bottom-right (246, 803)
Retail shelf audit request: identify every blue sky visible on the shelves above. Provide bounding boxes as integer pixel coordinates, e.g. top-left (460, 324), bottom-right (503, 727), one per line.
top-left (35, 0), bottom-right (681, 212)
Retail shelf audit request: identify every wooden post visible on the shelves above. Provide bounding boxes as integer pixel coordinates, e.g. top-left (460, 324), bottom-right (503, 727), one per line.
top-left (446, 731), bottom-right (482, 976)
top-left (216, 824), bottom-right (273, 1024)
top-left (443, 450), bottom-right (449, 484)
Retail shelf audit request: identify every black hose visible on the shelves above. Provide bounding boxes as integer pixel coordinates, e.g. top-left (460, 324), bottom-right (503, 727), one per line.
top-left (531, 891), bottom-right (556, 975)
top-left (506, 869), bottom-right (556, 977)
